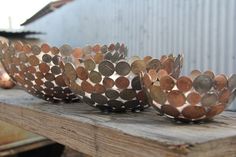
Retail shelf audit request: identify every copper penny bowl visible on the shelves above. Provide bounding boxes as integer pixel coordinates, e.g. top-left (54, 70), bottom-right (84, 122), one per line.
top-left (0, 41), bottom-right (81, 103)
top-left (144, 69), bottom-right (236, 122)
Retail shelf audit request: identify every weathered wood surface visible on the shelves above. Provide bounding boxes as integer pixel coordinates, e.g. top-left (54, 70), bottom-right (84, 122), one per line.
top-left (0, 89), bottom-right (236, 157)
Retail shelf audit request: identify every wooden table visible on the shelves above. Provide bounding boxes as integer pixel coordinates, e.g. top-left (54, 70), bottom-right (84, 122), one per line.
top-left (0, 89), bottom-right (236, 157)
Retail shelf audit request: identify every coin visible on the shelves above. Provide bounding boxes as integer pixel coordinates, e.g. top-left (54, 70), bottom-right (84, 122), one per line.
top-left (228, 74), bottom-right (236, 91)
top-left (72, 48), bottom-right (83, 58)
top-left (167, 90), bottom-right (186, 107)
top-left (115, 76), bottom-right (129, 89)
top-left (93, 53), bottom-right (104, 64)
top-left (124, 100), bottom-right (139, 109)
top-left (146, 59), bottom-right (161, 71)
top-left (214, 74), bottom-right (228, 90)
top-left (31, 45), bottom-right (41, 55)
top-left (148, 69), bottom-right (158, 82)
top-left (186, 92), bottom-right (201, 105)
top-left (55, 75), bottom-right (66, 86)
top-left (52, 55), bottom-right (61, 65)
top-left (89, 70), bottom-right (102, 83)
top-left (45, 81), bottom-right (54, 88)
top-left (41, 43), bottom-right (50, 53)
top-left (131, 60), bottom-right (146, 74)
top-left (83, 96), bottom-right (95, 105)
top-left (28, 55), bottom-right (40, 66)
top-left (131, 76), bottom-right (142, 90)
top-left (182, 105), bottom-right (206, 120)
top-left (60, 44), bottom-right (72, 56)
top-left (203, 70), bottom-right (215, 79)
top-left (51, 66), bottom-right (61, 75)
top-left (14, 41), bottom-right (23, 51)
top-left (35, 79), bottom-right (44, 86)
top-left (22, 44), bottom-right (31, 53)
top-left (42, 54), bottom-right (52, 63)
top-left (81, 81), bottom-right (94, 93)
top-left (205, 103), bottom-right (225, 119)
top-left (19, 64), bottom-right (27, 72)
top-left (101, 45), bottom-right (108, 53)
top-left (107, 100), bottom-right (124, 109)
top-left (193, 75), bottom-right (213, 93)
top-left (201, 93), bottom-right (218, 106)
top-left (64, 63), bottom-right (77, 81)
top-left (76, 66), bottom-right (89, 81)
top-left (98, 60), bottom-right (115, 76)
top-left (91, 93), bottom-right (108, 104)
top-left (19, 53), bottom-right (28, 62)
top-left (94, 84), bottom-right (106, 93)
top-left (92, 44), bottom-right (101, 53)
top-left (25, 73), bottom-right (35, 81)
top-left (103, 77), bottom-right (115, 89)
top-left (120, 89), bottom-right (136, 100)
top-left (157, 69), bottom-right (168, 80)
top-left (190, 70), bottom-right (201, 80)
top-left (45, 73), bottom-right (55, 81)
top-left (176, 76), bottom-right (192, 92)
top-left (105, 89), bottom-right (120, 99)
top-left (150, 85), bottom-right (166, 104)
top-left (161, 105), bottom-right (180, 118)
top-left (39, 63), bottom-right (50, 73)
top-left (35, 72), bottom-right (44, 79)
top-left (115, 61), bottom-right (131, 76)
top-left (162, 58), bottom-right (174, 74)
top-left (136, 90), bottom-right (148, 103)
top-left (108, 43), bottom-right (115, 51)
top-left (104, 52), bottom-right (112, 60)
top-left (143, 56), bottom-right (152, 63)
top-left (219, 88), bottom-right (231, 103)
top-left (160, 75), bottom-right (175, 91)
top-left (142, 73), bottom-right (152, 88)
top-left (84, 58), bottom-right (96, 71)
top-left (51, 46), bottom-right (59, 55)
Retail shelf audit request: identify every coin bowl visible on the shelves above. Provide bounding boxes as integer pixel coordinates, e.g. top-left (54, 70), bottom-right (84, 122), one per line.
top-left (144, 69), bottom-right (236, 122)
top-left (0, 41), bottom-right (81, 103)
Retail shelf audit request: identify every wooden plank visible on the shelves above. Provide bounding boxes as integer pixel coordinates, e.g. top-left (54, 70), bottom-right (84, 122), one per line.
top-left (0, 89), bottom-right (236, 157)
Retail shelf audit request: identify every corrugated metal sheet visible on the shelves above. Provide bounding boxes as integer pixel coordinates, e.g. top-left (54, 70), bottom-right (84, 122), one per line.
top-left (25, 0), bottom-right (236, 110)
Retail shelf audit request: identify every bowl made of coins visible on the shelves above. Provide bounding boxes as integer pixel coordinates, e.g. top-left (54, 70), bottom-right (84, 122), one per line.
top-left (0, 41), bottom-right (81, 103)
top-left (144, 69), bottom-right (236, 122)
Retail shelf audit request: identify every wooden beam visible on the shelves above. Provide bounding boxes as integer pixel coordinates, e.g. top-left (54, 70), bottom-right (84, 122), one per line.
top-left (0, 89), bottom-right (236, 157)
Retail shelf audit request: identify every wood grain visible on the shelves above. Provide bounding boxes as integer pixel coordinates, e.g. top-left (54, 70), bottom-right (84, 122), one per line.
top-left (0, 89), bottom-right (236, 157)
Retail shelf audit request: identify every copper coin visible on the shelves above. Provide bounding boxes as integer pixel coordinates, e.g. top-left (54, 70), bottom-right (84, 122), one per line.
top-left (45, 81), bottom-right (54, 88)
top-left (94, 84), bottom-right (106, 93)
top-left (45, 73), bottom-right (55, 81)
top-left (19, 53), bottom-right (28, 62)
top-left (41, 43), bottom-right (50, 53)
top-left (214, 74), bottom-right (228, 90)
top-left (52, 55), bottom-right (61, 65)
top-left (35, 79), bottom-right (44, 86)
top-left (136, 90), bottom-right (148, 103)
top-left (35, 72), bottom-right (44, 79)
top-left (187, 92), bottom-right (201, 105)
top-left (219, 89), bottom-right (231, 103)
top-left (108, 43), bottom-right (115, 51)
top-left (160, 75), bottom-right (175, 91)
top-left (51, 46), bottom-right (59, 55)
top-left (120, 89), bottom-right (136, 100)
top-left (131, 76), bottom-right (142, 90)
top-left (27, 66), bottom-right (36, 73)
top-left (22, 44), bottom-right (31, 53)
top-left (193, 75), bottom-right (213, 93)
top-left (176, 76), bottom-right (192, 92)
top-left (84, 58), bottom-right (96, 71)
top-left (228, 74), bottom-right (236, 91)
top-left (76, 66), bottom-right (89, 81)
top-left (91, 93), bottom-right (108, 104)
top-left (83, 96), bottom-right (95, 105)
top-left (150, 85), bottom-right (167, 104)
top-left (162, 58), bottom-right (174, 74)
top-left (98, 60), bottom-right (115, 76)
top-left (201, 93), bottom-right (218, 106)
top-left (101, 45), bottom-right (108, 53)
top-left (31, 45), bottom-right (41, 55)
top-left (205, 103), bottom-right (225, 119)
top-left (55, 75), bottom-right (66, 86)
top-left (64, 63), bottom-right (77, 81)
top-left (182, 105), bottom-right (206, 120)
top-left (51, 66), bottom-right (61, 75)
top-left (25, 73), bottom-right (35, 81)
top-left (92, 44), bottom-right (101, 53)
top-left (19, 64), bottom-right (27, 72)
top-left (81, 81), bottom-right (94, 93)
top-left (115, 76), bottom-right (130, 89)
top-left (157, 69), bottom-right (168, 80)
top-left (131, 60), bottom-right (146, 74)
top-left (60, 44), bottom-right (72, 56)
top-left (148, 69), bottom-right (158, 82)
top-left (28, 55), bottom-right (39, 66)
top-left (161, 105), bottom-right (180, 118)
top-left (39, 63), bottom-right (50, 73)
top-left (72, 48), bottom-right (83, 58)
top-left (12, 56), bottom-right (20, 65)
top-left (146, 59), bottom-right (161, 71)
top-left (105, 89), bottom-right (120, 99)
top-left (103, 77), bottom-right (114, 89)
top-left (167, 90), bottom-right (186, 107)
top-left (203, 70), bottom-right (215, 79)
top-left (42, 54), bottom-right (52, 63)
top-left (89, 70), bottom-right (102, 83)
top-left (143, 73), bottom-right (152, 88)
top-left (190, 70), bottom-right (201, 80)
top-left (115, 61), bottom-right (131, 76)
top-left (93, 53), bottom-right (104, 64)
top-left (14, 41), bottom-right (23, 51)
top-left (143, 56), bottom-right (152, 63)
top-left (10, 64), bottom-right (19, 73)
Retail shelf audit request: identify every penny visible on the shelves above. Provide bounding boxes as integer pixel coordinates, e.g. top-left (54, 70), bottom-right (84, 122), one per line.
top-left (131, 76), bottom-right (142, 90)
top-left (162, 58), bottom-right (174, 74)
top-left (214, 74), bottom-right (228, 90)
top-left (14, 41), bottom-right (23, 51)
top-left (55, 75), bottom-right (66, 86)
top-left (161, 105), bottom-right (180, 118)
top-left (51, 46), bottom-right (59, 55)
top-left (35, 72), bottom-right (44, 79)
top-left (142, 73), bottom-right (152, 88)
top-left (103, 77), bottom-right (115, 89)
top-left (176, 76), bottom-right (192, 92)
top-left (157, 69), bottom-right (168, 80)
top-left (93, 53), bottom-right (104, 64)
top-left (72, 48), bottom-right (83, 58)
top-left (92, 44), bottom-right (100, 53)
top-left (105, 89), bottom-right (120, 100)
top-left (22, 44), bottom-right (31, 53)
top-left (167, 90), bottom-right (186, 107)
top-left (190, 70), bottom-right (201, 80)
top-left (115, 76), bottom-right (129, 89)
top-left (115, 61), bottom-right (131, 76)
top-left (120, 89), bottom-right (136, 100)
top-left (42, 54), bottom-right (52, 63)
top-left (203, 70), bottom-right (215, 79)
top-left (182, 105), bottom-right (206, 120)
top-left (148, 69), bottom-right (158, 82)
top-left (28, 55), bottom-right (39, 66)
top-left (143, 56), bottom-right (152, 63)
top-left (84, 58), bottom-right (96, 71)
top-left (94, 84), bottom-right (106, 93)
top-left (187, 92), bottom-right (201, 105)
top-left (12, 56), bottom-right (20, 65)
top-left (81, 81), bottom-right (94, 93)
top-left (89, 70), bottom-right (102, 83)
top-left (201, 93), bottom-right (218, 106)
top-left (39, 63), bottom-right (50, 73)
top-left (52, 55), bottom-right (61, 65)
top-left (64, 63), bottom-right (77, 81)
top-left (150, 85), bottom-right (166, 104)
top-left (98, 60), bottom-right (115, 76)
top-left (101, 45), bottom-right (108, 53)
top-left (205, 103), bottom-right (225, 119)
top-left (45, 73), bottom-right (55, 81)
top-left (219, 88), bottom-right (231, 103)
top-left (146, 59), bottom-right (161, 71)
top-left (91, 93), bottom-right (108, 104)
top-left (83, 96), bottom-right (95, 105)
top-left (19, 53), bottom-right (28, 62)
top-left (136, 90), bottom-right (148, 103)
top-left (25, 73), bottom-right (35, 81)
top-left (35, 79), bottom-right (44, 86)
top-left (76, 66), bottom-right (89, 81)
top-left (41, 43), bottom-right (50, 53)
top-left (131, 60), bottom-right (146, 74)
top-left (228, 74), bottom-right (236, 91)
top-left (193, 75), bottom-right (213, 93)
top-left (45, 81), bottom-right (54, 88)
top-left (160, 75), bottom-right (175, 91)
top-left (59, 44), bottom-right (72, 56)
top-left (108, 43), bottom-right (115, 51)
top-left (19, 64), bottom-right (27, 72)
top-left (31, 45), bottom-right (41, 55)
top-left (51, 66), bottom-right (61, 75)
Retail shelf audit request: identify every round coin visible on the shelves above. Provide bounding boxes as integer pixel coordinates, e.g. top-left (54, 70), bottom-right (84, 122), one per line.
top-left (176, 76), bottom-right (192, 92)
top-left (186, 92), bottom-right (201, 105)
top-left (115, 61), bottom-right (131, 76)
top-left (161, 105), bottom-right (180, 118)
top-left (150, 85), bottom-right (167, 104)
top-left (131, 60), bottom-right (146, 74)
top-left (182, 105), bottom-right (206, 120)
top-left (91, 93), bottom-right (108, 104)
top-left (84, 58), bottom-right (96, 71)
top-left (115, 76), bottom-right (130, 89)
top-left (98, 60), bottom-right (115, 76)
top-left (193, 75), bottom-right (213, 93)
top-left (120, 89), bottom-right (136, 100)
top-left (160, 75), bottom-right (175, 91)
top-left (105, 89), bottom-right (120, 100)
top-left (167, 90), bottom-right (186, 107)
top-left (103, 77), bottom-right (115, 89)
top-left (201, 93), bottom-right (218, 106)
top-left (89, 70), bottom-right (102, 83)
top-left (59, 44), bottom-right (72, 56)
top-left (76, 66), bottom-right (89, 81)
